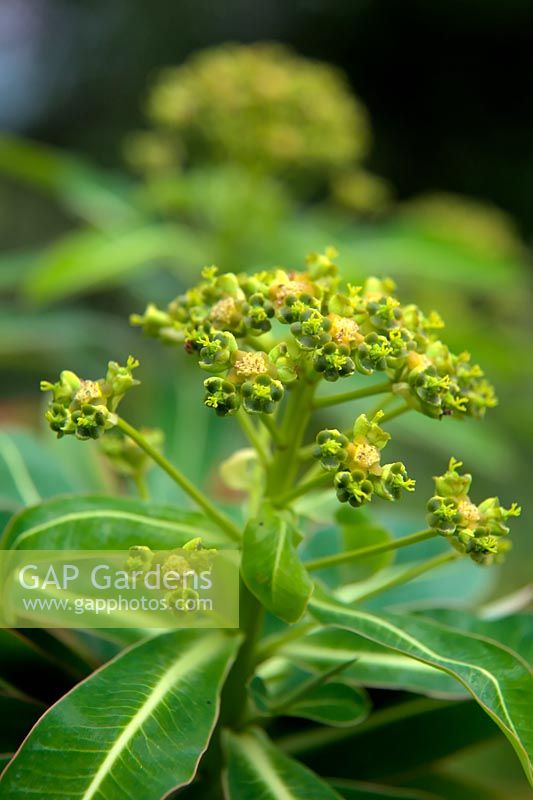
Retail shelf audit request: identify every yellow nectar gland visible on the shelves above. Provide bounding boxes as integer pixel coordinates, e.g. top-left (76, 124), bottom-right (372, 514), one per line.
top-left (233, 351), bottom-right (270, 379)
top-left (75, 380), bottom-right (103, 405)
top-left (347, 439), bottom-right (381, 474)
top-left (328, 314), bottom-right (363, 347)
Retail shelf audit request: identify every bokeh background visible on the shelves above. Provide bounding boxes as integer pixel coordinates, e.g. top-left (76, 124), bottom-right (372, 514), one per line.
top-left (0, 2), bottom-right (532, 796)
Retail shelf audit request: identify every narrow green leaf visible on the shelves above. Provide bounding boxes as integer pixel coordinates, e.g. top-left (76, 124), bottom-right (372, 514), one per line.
top-left (242, 508), bottom-right (313, 623)
top-left (0, 629), bottom-right (241, 799)
top-left (24, 224), bottom-right (208, 303)
top-left (1, 495), bottom-right (229, 550)
top-left (309, 592), bottom-right (533, 785)
top-left (0, 135), bottom-right (137, 227)
top-left (276, 627), bottom-right (467, 699)
top-left (252, 662), bottom-right (370, 727)
top-left (223, 727), bottom-right (343, 799)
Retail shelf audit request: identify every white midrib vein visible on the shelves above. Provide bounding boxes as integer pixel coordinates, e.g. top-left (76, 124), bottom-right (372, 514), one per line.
top-left (11, 510), bottom-right (207, 549)
top-left (238, 734), bottom-right (300, 800)
top-left (310, 597), bottom-right (518, 738)
top-left (81, 634), bottom-right (219, 800)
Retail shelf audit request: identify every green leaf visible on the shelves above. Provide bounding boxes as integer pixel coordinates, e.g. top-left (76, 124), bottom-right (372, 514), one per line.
top-left (242, 507), bottom-right (313, 623)
top-left (223, 727), bottom-right (343, 799)
top-left (0, 429), bottom-right (78, 506)
top-left (0, 135), bottom-right (137, 227)
top-left (251, 662), bottom-right (370, 727)
top-left (276, 627), bottom-right (467, 699)
top-left (0, 629), bottom-right (241, 799)
top-left (309, 592), bottom-right (533, 785)
top-left (1, 494), bottom-right (230, 550)
top-left (24, 224), bottom-right (208, 303)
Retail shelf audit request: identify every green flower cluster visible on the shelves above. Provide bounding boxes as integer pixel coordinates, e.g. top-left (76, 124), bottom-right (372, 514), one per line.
top-left (426, 458), bottom-right (521, 564)
top-left (131, 248), bottom-right (496, 420)
top-left (125, 539), bottom-right (216, 611)
top-left (314, 412), bottom-right (415, 508)
top-left (127, 43), bottom-right (369, 179)
top-left (40, 357), bottom-right (139, 440)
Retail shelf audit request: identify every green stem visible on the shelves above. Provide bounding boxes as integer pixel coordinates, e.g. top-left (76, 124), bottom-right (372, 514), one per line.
top-left (273, 472), bottom-right (330, 507)
top-left (313, 380), bottom-right (391, 410)
top-left (354, 550), bottom-right (461, 604)
top-left (260, 414), bottom-right (285, 448)
top-left (380, 403), bottom-right (410, 424)
top-left (255, 621), bottom-right (317, 665)
top-left (266, 380), bottom-right (315, 496)
top-left (133, 473), bottom-right (149, 501)
top-left (236, 409), bottom-right (270, 469)
top-left (116, 416), bottom-right (241, 542)
top-left (305, 528), bottom-right (438, 572)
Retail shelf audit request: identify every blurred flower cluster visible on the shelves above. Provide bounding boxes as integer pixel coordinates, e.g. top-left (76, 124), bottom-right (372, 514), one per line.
top-left (40, 356), bottom-right (139, 440)
top-left (314, 411), bottom-right (415, 508)
top-left (427, 458), bottom-right (521, 563)
top-left (126, 43), bottom-right (371, 193)
top-left (131, 247), bottom-right (497, 421)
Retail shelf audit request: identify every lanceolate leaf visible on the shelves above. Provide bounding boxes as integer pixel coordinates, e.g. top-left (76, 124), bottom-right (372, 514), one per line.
top-left (278, 627), bottom-right (466, 699)
top-left (309, 593), bottom-right (533, 785)
top-left (0, 630), bottom-right (241, 799)
top-left (1, 495), bottom-right (229, 550)
top-left (223, 727), bottom-right (343, 799)
top-left (242, 508), bottom-right (313, 624)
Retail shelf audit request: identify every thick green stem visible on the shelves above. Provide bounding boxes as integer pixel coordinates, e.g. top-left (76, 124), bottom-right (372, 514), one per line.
top-left (266, 380), bottom-right (315, 496)
top-left (313, 380), bottom-right (391, 410)
top-left (305, 528), bottom-right (438, 572)
top-left (236, 408), bottom-right (270, 469)
top-left (354, 550), bottom-right (461, 604)
top-left (116, 416), bottom-right (241, 542)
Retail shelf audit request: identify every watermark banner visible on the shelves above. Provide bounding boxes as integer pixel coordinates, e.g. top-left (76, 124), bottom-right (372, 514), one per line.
top-left (0, 548), bottom-right (239, 629)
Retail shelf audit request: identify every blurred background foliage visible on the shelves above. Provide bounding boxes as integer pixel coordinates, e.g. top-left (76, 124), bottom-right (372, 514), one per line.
top-left (0, 3), bottom-right (531, 794)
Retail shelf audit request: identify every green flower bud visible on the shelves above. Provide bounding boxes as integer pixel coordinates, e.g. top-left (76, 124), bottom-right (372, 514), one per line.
top-left (40, 370), bottom-right (81, 407)
top-left (278, 293), bottom-right (320, 325)
top-left (241, 374), bottom-right (284, 414)
top-left (477, 497), bottom-right (521, 536)
top-left (44, 403), bottom-right (72, 437)
top-left (356, 332), bottom-right (392, 374)
top-left (100, 428), bottom-right (164, 477)
top-left (366, 296), bottom-right (402, 331)
top-left (376, 462), bottom-right (416, 501)
top-left (198, 331), bottom-right (238, 373)
top-left (314, 429), bottom-right (350, 470)
top-left (204, 377), bottom-right (240, 416)
top-left (408, 365), bottom-right (449, 410)
top-left (71, 404), bottom-right (111, 441)
top-left (313, 342), bottom-right (355, 382)
top-left (334, 469), bottom-right (374, 507)
top-left (125, 545), bottom-right (154, 573)
top-left (434, 457), bottom-right (472, 498)
top-left (268, 342), bottom-right (298, 383)
top-left (426, 495), bottom-right (460, 534)
top-left (104, 356), bottom-right (140, 411)
top-left (242, 293), bottom-right (274, 333)
top-left (130, 303), bottom-right (176, 339)
top-left (290, 309), bottom-right (332, 350)
top-left (352, 411), bottom-right (391, 450)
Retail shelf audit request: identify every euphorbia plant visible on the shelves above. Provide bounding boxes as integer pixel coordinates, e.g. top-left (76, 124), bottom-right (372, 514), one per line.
top-left (1, 248), bottom-right (530, 800)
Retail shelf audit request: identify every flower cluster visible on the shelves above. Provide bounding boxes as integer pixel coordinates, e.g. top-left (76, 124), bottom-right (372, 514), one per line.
top-left (314, 412), bottom-right (415, 508)
top-left (426, 458), bottom-right (521, 564)
top-left (131, 248), bottom-right (496, 420)
top-left (127, 43), bottom-right (369, 179)
top-left (125, 539), bottom-right (216, 610)
top-left (40, 357), bottom-right (139, 440)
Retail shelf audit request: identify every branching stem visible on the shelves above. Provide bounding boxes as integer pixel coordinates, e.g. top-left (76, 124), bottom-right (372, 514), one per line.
top-left (305, 528), bottom-right (438, 572)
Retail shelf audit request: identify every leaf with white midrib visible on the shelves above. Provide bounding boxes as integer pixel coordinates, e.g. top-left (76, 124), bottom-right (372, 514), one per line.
top-left (223, 727), bottom-right (342, 800)
top-left (309, 593), bottom-right (533, 786)
top-left (0, 629), bottom-right (241, 800)
top-left (1, 495), bottom-right (228, 550)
